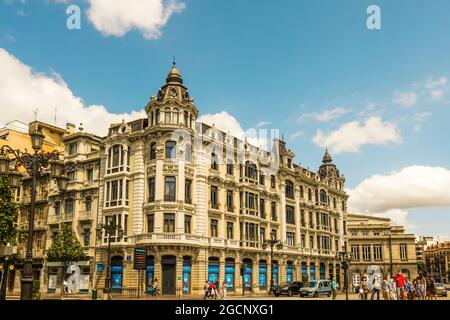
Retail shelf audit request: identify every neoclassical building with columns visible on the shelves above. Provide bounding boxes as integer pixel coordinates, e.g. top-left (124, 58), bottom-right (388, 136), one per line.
top-left (86, 62), bottom-right (350, 296)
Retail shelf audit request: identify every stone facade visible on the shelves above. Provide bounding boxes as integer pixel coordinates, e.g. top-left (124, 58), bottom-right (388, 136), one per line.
top-left (424, 242), bottom-right (450, 283)
top-left (347, 214), bottom-right (418, 289)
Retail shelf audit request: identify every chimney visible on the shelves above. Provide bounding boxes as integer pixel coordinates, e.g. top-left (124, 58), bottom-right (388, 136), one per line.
top-left (66, 123), bottom-right (76, 134)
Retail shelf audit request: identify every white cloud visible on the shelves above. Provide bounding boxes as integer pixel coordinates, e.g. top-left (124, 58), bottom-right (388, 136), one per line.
top-left (312, 116), bottom-right (402, 154)
top-left (299, 107), bottom-right (351, 122)
top-left (198, 111), bottom-right (272, 149)
top-left (255, 121), bottom-right (271, 128)
top-left (393, 91), bottom-right (417, 107)
top-left (347, 166), bottom-right (450, 229)
top-left (290, 130), bottom-right (304, 140)
top-left (86, 0), bottom-right (185, 39)
top-left (413, 112), bottom-right (432, 132)
top-left (425, 77), bottom-right (448, 100)
top-left (0, 48), bottom-right (146, 136)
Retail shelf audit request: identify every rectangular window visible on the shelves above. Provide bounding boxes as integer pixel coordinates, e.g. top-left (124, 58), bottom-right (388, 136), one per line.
top-left (270, 175), bottom-right (276, 188)
top-left (270, 229), bottom-right (277, 241)
top-left (86, 168), bottom-right (94, 181)
top-left (373, 245), bottom-right (383, 260)
top-left (112, 145), bottom-right (120, 167)
top-left (226, 161), bottom-right (234, 175)
top-left (300, 186), bottom-right (304, 198)
top-left (259, 174), bottom-right (265, 186)
top-left (351, 245), bottom-right (360, 260)
top-left (68, 171), bottom-right (76, 182)
top-left (163, 213), bottom-right (175, 233)
top-left (148, 178), bottom-right (155, 203)
top-left (300, 209), bottom-right (305, 227)
top-left (164, 176), bottom-right (176, 202)
top-left (309, 211), bottom-right (314, 228)
top-left (68, 143), bottom-right (77, 155)
top-left (260, 227), bottom-right (265, 243)
top-left (309, 235), bottom-right (314, 249)
top-left (286, 232), bottom-right (295, 247)
top-left (210, 186), bottom-right (218, 209)
top-left (400, 244), bottom-right (408, 260)
top-left (286, 205), bottom-right (295, 224)
top-left (301, 234), bottom-right (306, 247)
top-left (260, 198), bottom-right (265, 219)
top-left (226, 190), bottom-right (234, 212)
top-left (227, 222), bottom-right (234, 239)
top-left (55, 202), bottom-right (61, 216)
top-left (271, 202), bottom-right (277, 221)
top-left (64, 199), bottom-right (74, 215)
top-left (362, 245), bottom-right (371, 260)
top-left (184, 215), bottom-right (191, 234)
top-left (185, 179), bottom-right (192, 204)
top-left (82, 230), bottom-right (91, 247)
top-left (147, 214), bottom-right (154, 233)
top-left (211, 219), bottom-right (218, 237)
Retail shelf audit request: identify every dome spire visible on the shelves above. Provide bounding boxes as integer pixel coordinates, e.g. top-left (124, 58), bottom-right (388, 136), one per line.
top-left (166, 57), bottom-right (183, 84)
top-left (322, 147), bottom-right (333, 164)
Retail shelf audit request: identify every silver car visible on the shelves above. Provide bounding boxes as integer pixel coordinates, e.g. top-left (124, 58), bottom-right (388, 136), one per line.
top-left (299, 280), bottom-right (332, 298)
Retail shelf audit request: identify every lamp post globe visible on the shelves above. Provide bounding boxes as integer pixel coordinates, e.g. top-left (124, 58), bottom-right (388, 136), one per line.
top-left (8, 170), bottom-right (22, 189)
top-left (0, 154), bottom-right (10, 175)
top-left (30, 130), bottom-right (44, 151)
top-left (57, 175), bottom-right (69, 192)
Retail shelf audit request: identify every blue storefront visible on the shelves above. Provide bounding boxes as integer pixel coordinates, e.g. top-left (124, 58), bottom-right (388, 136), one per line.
top-left (182, 257), bottom-right (191, 294)
top-left (111, 256), bottom-right (123, 292)
top-left (272, 261), bottom-right (279, 285)
top-left (146, 256), bottom-right (154, 293)
top-left (259, 260), bottom-right (267, 289)
top-left (208, 257), bottom-right (220, 284)
top-left (225, 259), bottom-right (235, 291)
top-left (242, 259), bottom-right (252, 291)
top-left (310, 263), bottom-right (316, 281)
top-left (286, 262), bottom-right (294, 282)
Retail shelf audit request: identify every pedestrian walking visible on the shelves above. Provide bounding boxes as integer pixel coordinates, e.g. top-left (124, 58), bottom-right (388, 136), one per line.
top-left (360, 277), bottom-right (369, 300)
top-left (221, 280), bottom-right (227, 300)
top-left (393, 270), bottom-right (406, 300)
top-left (415, 273), bottom-right (427, 300)
top-left (381, 275), bottom-right (390, 300)
top-left (331, 277), bottom-right (337, 300)
top-left (370, 274), bottom-right (381, 300)
top-left (388, 278), bottom-right (397, 300)
top-left (203, 281), bottom-right (210, 299)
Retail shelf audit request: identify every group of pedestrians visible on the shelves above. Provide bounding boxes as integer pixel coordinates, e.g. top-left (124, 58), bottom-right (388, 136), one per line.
top-left (203, 280), bottom-right (227, 300)
top-left (356, 270), bottom-right (437, 300)
top-left (147, 278), bottom-right (160, 296)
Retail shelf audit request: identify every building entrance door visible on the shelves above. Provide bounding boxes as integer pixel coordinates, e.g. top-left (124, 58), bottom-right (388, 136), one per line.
top-left (162, 256), bottom-right (176, 295)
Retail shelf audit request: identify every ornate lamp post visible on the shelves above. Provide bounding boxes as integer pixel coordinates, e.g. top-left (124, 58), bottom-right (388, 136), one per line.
top-left (0, 129), bottom-right (66, 300)
top-left (336, 245), bottom-right (353, 301)
top-left (262, 239), bottom-right (283, 294)
top-left (96, 220), bottom-right (124, 300)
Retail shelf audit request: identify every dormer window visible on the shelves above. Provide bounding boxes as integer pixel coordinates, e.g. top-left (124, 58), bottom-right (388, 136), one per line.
top-left (245, 161), bottom-right (257, 180)
top-left (287, 158), bottom-right (292, 168)
top-left (68, 143), bottom-right (77, 155)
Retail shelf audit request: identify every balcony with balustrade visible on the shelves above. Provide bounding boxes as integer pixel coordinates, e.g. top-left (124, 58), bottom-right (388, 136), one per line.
top-left (134, 233), bottom-right (205, 246)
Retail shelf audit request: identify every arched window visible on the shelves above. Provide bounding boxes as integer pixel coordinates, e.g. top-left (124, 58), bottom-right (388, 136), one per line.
top-left (184, 111), bottom-right (189, 126)
top-left (150, 143), bottom-right (157, 160)
top-left (320, 190), bottom-right (328, 205)
top-left (173, 108), bottom-right (179, 124)
top-left (245, 161), bottom-right (257, 180)
top-left (165, 141), bottom-right (177, 159)
top-left (211, 153), bottom-right (219, 170)
top-left (165, 108), bottom-right (171, 123)
top-left (185, 143), bottom-right (192, 162)
top-left (155, 109), bottom-right (160, 124)
top-left (285, 180), bottom-right (294, 199)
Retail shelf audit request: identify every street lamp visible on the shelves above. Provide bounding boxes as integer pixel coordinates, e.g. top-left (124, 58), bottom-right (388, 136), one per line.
top-left (240, 262), bottom-right (248, 296)
top-left (336, 245), bottom-right (353, 301)
top-left (262, 239), bottom-right (283, 294)
top-left (96, 220), bottom-right (124, 300)
top-left (0, 128), bottom-right (65, 300)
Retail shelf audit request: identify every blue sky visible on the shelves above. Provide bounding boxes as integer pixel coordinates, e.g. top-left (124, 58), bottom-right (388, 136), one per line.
top-left (1, 0), bottom-right (450, 240)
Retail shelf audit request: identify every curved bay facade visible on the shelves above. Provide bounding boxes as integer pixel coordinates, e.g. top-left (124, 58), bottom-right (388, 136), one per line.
top-left (89, 63), bottom-right (349, 296)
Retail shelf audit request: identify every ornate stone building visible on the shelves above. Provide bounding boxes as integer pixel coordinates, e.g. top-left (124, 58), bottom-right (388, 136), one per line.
top-left (424, 242), bottom-right (450, 283)
top-left (347, 214), bottom-right (418, 289)
top-left (90, 63), bottom-right (350, 296)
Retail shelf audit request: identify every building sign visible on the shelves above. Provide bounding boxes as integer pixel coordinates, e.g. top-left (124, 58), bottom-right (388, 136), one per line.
top-left (134, 248), bottom-right (147, 270)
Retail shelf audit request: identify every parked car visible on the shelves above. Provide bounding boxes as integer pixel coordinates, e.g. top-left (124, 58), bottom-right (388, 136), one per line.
top-left (435, 283), bottom-right (448, 297)
top-left (273, 281), bottom-right (304, 297)
top-left (299, 280), bottom-right (332, 298)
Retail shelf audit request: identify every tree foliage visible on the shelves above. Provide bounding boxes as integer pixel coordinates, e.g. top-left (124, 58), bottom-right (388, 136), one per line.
top-left (0, 175), bottom-right (20, 247)
top-left (47, 223), bottom-right (86, 263)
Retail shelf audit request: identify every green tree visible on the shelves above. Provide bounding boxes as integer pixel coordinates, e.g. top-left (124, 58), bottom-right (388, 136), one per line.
top-left (417, 261), bottom-right (426, 273)
top-left (0, 175), bottom-right (20, 247)
top-left (47, 223), bottom-right (86, 263)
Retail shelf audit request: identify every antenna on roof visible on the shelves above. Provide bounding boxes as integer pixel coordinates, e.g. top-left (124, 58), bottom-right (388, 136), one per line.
top-left (54, 108), bottom-right (57, 126)
top-left (33, 108), bottom-right (39, 121)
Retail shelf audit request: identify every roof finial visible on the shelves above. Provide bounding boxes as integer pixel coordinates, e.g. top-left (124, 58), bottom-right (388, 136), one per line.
top-left (172, 56), bottom-right (176, 66)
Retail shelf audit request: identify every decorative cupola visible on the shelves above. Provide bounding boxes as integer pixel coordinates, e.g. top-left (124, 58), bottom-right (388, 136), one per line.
top-left (319, 148), bottom-right (340, 179)
top-left (145, 59), bottom-right (199, 130)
